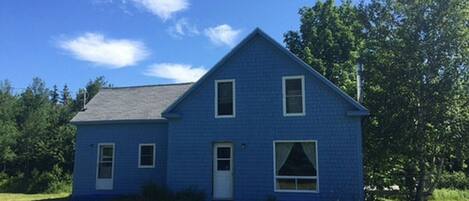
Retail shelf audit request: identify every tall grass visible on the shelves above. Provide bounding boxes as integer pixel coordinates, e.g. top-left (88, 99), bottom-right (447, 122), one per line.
top-left (430, 189), bottom-right (469, 201)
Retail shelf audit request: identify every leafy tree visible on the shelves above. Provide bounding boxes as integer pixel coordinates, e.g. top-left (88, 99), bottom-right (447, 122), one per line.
top-left (73, 76), bottom-right (110, 112)
top-left (360, 0), bottom-right (468, 200)
top-left (284, 0), bottom-right (363, 96)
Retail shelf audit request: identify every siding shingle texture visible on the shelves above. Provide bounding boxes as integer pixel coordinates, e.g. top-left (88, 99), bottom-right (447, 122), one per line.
top-left (71, 83), bottom-right (192, 123)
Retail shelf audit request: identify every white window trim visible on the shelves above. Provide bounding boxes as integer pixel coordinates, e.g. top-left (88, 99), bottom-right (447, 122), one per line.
top-left (138, 143), bottom-right (155, 168)
top-left (95, 143), bottom-right (115, 189)
top-left (272, 140), bottom-right (319, 193)
top-left (215, 79), bottom-right (236, 118)
top-left (282, 75), bottom-right (306, 117)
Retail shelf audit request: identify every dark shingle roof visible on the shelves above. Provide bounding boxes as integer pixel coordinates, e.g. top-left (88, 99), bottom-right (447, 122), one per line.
top-left (71, 83), bottom-right (193, 123)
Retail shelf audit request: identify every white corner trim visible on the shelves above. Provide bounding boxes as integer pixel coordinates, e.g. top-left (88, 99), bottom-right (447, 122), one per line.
top-left (138, 143), bottom-right (156, 168)
top-left (215, 79), bottom-right (236, 118)
top-left (282, 75), bottom-right (306, 117)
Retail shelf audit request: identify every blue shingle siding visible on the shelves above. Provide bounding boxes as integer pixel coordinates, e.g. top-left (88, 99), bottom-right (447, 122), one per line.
top-left (72, 122), bottom-right (168, 200)
top-left (166, 34), bottom-right (363, 201)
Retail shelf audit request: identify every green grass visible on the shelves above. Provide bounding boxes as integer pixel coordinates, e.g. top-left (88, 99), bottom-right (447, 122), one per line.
top-left (378, 189), bottom-right (469, 201)
top-left (429, 189), bottom-right (469, 201)
top-left (0, 193), bottom-right (70, 201)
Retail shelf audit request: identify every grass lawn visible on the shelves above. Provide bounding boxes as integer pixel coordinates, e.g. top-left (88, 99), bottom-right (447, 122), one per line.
top-left (0, 193), bottom-right (70, 201)
top-left (380, 189), bottom-right (469, 201)
top-left (429, 189), bottom-right (469, 201)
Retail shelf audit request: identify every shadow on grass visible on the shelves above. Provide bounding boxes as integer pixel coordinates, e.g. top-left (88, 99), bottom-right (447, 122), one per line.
top-left (35, 196), bottom-right (70, 201)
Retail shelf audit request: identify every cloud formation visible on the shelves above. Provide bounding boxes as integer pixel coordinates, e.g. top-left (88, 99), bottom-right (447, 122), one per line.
top-left (144, 63), bottom-right (207, 82)
top-left (58, 32), bottom-right (148, 68)
top-left (167, 18), bottom-right (200, 38)
top-left (132, 0), bottom-right (188, 21)
top-left (204, 24), bottom-right (241, 47)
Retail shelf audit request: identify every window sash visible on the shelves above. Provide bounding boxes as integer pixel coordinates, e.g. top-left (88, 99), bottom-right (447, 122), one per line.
top-left (139, 144), bottom-right (155, 167)
top-left (215, 80), bottom-right (235, 117)
top-left (274, 141), bottom-right (318, 192)
top-left (283, 76), bottom-right (305, 115)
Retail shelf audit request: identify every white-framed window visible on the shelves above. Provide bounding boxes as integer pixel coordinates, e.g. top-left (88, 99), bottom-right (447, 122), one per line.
top-left (273, 140), bottom-right (318, 192)
top-left (138, 144), bottom-right (155, 168)
top-left (96, 143), bottom-right (115, 179)
top-left (282, 76), bottom-right (305, 116)
top-left (215, 79), bottom-right (235, 118)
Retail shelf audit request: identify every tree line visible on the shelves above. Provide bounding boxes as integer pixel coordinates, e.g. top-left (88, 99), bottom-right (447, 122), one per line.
top-left (0, 77), bottom-right (109, 193)
top-left (285, 0), bottom-right (468, 200)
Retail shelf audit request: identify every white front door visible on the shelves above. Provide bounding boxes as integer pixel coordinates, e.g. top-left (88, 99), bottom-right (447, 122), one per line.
top-left (96, 143), bottom-right (114, 190)
top-left (213, 143), bottom-right (233, 200)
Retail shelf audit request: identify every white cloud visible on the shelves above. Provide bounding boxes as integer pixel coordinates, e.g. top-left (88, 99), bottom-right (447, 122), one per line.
top-left (132, 0), bottom-right (188, 21)
top-left (204, 24), bottom-right (241, 47)
top-left (144, 63), bottom-right (207, 82)
top-left (58, 33), bottom-right (148, 68)
top-left (167, 18), bottom-right (200, 38)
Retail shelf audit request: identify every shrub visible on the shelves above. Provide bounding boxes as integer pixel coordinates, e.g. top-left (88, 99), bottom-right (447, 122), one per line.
top-left (438, 171), bottom-right (469, 190)
top-left (141, 183), bottom-right (173, 201)
top-left (265, 195), bottom-right (277, 201)
top-left (0, 165), bottom-right (72, 193)
top-left (174, 186), bottom-right (205, 201)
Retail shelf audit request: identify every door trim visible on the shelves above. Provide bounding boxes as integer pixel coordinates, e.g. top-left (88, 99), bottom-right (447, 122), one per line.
top-left (212, 142), bottom-right (234, 200)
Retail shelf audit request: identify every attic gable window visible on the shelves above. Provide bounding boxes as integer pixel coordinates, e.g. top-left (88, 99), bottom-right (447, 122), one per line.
top-left (215, 79), bottom-right (235, 118)
top-left (283, 76), bottom-right (305, 116)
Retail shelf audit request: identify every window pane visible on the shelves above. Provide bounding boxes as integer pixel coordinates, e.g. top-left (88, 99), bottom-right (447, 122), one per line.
top-left (286, 96), bottom-right (303, 113)
top-left (98, 162), bottom-right (112, 178)
top-left (141, 156), bottom-right (153, 166)
top-left (217, 159), bottom-right (230, 171)
top-left (276, 142), bottom-right (317, 176)
top-left (140, 145), bottom-right (154, 166)
top-left (101, 146), bottom-right (113, 158)
top-left (276, 178), bottom-right (296, 190)
top-left (285, 79), bottom-right (302, 96)
top-left (217, 147), bottom-right (230, 159)
top-left (285, 78), bottom-right (303, 114)
top-left (217, 82), bottom-right (233, 116)
top-left (298, 179), bottom-right (317, 191)
top-left (141, 145), bottom-right (154, 156)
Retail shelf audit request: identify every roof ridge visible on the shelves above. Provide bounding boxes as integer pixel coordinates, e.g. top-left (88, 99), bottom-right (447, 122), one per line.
top-left (102, 82), bottom-right (194, 90)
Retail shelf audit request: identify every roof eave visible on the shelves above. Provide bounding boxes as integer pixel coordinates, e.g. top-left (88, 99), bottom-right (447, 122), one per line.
top-left (71, 119), bottom-right (168, 125)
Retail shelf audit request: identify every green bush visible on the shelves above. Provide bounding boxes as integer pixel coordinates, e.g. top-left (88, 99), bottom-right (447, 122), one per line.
top-left (141, 183), bottom-right (173, 201)
top-left (0, 166), bottom-right (71, 193)
top-left (115, 183), bottom-right (207, 201)
top-left (174, 187), bottom-right (205, 201)
top-left (438, 172), bottom-right (469, 190)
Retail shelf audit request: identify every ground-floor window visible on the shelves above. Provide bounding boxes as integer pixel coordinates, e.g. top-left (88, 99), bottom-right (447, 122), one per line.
top-left (139, 144), bottom-right (155, 168)
top-left (274, 140), bottom-right (318, 192)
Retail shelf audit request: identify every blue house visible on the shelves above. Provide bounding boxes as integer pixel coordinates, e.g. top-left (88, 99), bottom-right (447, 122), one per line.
top-left (71, 28), bottom-right (369, 201)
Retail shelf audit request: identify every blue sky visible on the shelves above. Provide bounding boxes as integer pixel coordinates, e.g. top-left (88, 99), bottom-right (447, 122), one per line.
top-left (1, 0), bottom-right (321, 93)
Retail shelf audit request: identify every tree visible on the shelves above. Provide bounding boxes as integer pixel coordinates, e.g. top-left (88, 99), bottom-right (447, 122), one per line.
top-left (284, 0), bottom-right (363, 96)
top-left (73, 76), bottom-right (110, 111)
top-left (50, 85), bottom-right (59, 105)
top-left (0, 80), bottom-right (19, 172)
top-left (360, 0), bottom-right (468, 200)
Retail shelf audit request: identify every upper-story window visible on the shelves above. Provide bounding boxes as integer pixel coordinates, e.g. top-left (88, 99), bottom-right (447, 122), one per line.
top-left (215, 79), bottom-right (235, 118)
top-left (283, 76), bottom-right (305, 116)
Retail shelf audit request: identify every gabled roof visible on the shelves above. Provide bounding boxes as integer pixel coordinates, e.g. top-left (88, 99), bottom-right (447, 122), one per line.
top-left (163, 28), bottom-right (369, 116)
top-left (71, 83), bottom-right (193, 124)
